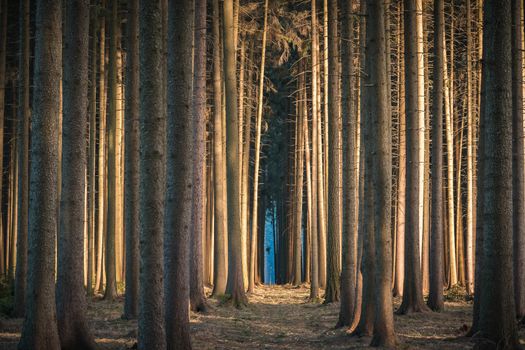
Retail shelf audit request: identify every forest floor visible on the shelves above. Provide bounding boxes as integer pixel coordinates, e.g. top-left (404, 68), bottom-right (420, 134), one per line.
top-left (0, 284), bottom-right (524, 349)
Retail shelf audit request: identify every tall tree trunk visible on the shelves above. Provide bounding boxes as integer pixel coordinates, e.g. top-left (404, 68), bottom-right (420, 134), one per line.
top-left (13, 0), bottom-right (29, 318)
top-left (223, 0), bottom-right (247, 307)
top-left (476, 0), bottom-right (519, 347)
top-left (427, 0), bottom-right (445, 312)
top-left (56, 1), bottom-right (96, 347)
top-left (365, 0), bottom-right (396, 346)
top-left (95, 1), bottom-right (107, 293)
top-left (511, 0), bottom-right (525, 321)
top-left (397, 0), bottom-right (429, 315)
top-left (248, 0), bottom-right (269, 294)
top-left (104, 0), bottom-right (119, 300)
top-left (211, 0), bottom-right (228, 297)
top-left (190, 0), bottom-right (208, 313)
top-left (0, 0), bottom-right (7, 278)
top-left (337, 0), bottom-right (357, 327)
top-left (138, 0), bottom-right (167, 348)
top-left (123, 0), bottom-right (140, 320)
top-left (165, 0), bottom-right (194, 347)
top-left (324, 0), bottom-right (341, 304)
top-left (18, 0), bottom-right (62, 347)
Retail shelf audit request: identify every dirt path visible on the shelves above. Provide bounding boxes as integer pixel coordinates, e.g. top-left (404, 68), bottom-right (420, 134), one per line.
top-left (0, 285), bottom-right (523, 349)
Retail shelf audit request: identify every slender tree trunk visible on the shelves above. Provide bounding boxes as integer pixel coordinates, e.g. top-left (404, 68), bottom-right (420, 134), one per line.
top-left (511, 0), bottom-right (525, 321)
top-left (13, 0), bottom-right (29, 318)
top-left (190, 0), bottom-right (208, 312)
top-left (123, 0), bottom-right (140, 320)
top-left (337, 0), bottom-right (357, 327)
top-left (211, 0), bottom-right (228, 297)
top-left (104, 0), bottom-right (119, 300)
top-left (95, 1), bottom-right (107, 293)
top-left (476, 0), bottom-right (519, 346)
top-left (224, 0), bottom-right (247, 307)
top-left (324, 0), bottom-right (341, 304)
top-left (397, 0), bottom-right (430, 315)
top-left (427, 0), bottom-right (445, 312)
top-left (56, 1), bottom-right (96, 347)
top-left (248, 0), bottom-right (269, 294)
top-left (18, 0), bottom-right (62, 347)
top-left (0, 0), bottom-right (7, 278)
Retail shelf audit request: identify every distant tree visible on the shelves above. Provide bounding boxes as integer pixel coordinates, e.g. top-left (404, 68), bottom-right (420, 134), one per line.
top-left (18, 0), bottom-right (62, 348)
top-left (0, 0), bottom-right (7, 278)
top-left (138, 0), bottom-right (167, 348)
top-left (165, 0), bottom-right (194, 347)
top-left (123, 0), bottom-right (140, 320)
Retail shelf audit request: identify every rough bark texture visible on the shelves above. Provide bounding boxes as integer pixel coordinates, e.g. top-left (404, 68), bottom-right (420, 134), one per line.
top-left (123, 0), bottom-right (140, 320)
top-left (427, 0), bottom-right (445, 313)
top-left (165, 0), bottom-right (194, 348)
top-left (138, 0), bottom-right (166, 348)
top-left (511, 0), bottom-right (525, 321)
top-left (475, 0), bottom-right (519, 347)
top-left (224, 0), bottom-right (247, 307)
top-left (13, 0), bottom-right (29, 318)
top-left (18, 0), bottom-right (62, 348)
top-left (397, 0), bottom-right (429, 315)
top-left (0, 0), bottom-right (7, 278)
top-left (56, 1), bottom-right (96, 348)
top-left (211, 0), bottom-right (228, 297)
top-left (190, 0), bottom-right (208, 313)
top-left (337, 0), bottom-right (356, 327)
top-left (324, 0), bottom-right (341, 304)
top-left (365, 0), bottom-right (396, 346)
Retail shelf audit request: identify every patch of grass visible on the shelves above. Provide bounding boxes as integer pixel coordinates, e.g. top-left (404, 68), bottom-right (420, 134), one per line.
top-left (444, 284), bottom-right (468, 302)
top-left (0, 279), bottom-right (13, 317)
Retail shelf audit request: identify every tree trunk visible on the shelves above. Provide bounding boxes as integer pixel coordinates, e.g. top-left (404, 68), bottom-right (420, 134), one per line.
top-left (104, 0), bottom-right (119, 301)
top-left (56, 1), bottom-right (96, 347)
top-left (337, 0), bottom-right (357, 327)
top-left (164, 0), bottom-right (194, 347)
top-left (18, 0), bottom-right (62, 347)
top-left (223, 0), bottom-right (247, 307)
top-left (0, 0), bottom-right (6, 278)
top-left (324, 0), bottom-right (341, 304)
top-left (476, 0), bottom-right (519, 347)
top-left (511, 0), bottom-right (525, 321)
top-left (427, 0), bottom-right (445, 312)
top-left (13, 0), bottom-right (30, 318)
top-left (397, 0), bottom-right (429, 315)
top-left (123, 0), bottom-right (140, 320)
top-left (248, 0), bottom-right (269, 294)
top-left (138, 0), bottom-right (167, 348)
top-left (211, 0), bottom-right (228, 297)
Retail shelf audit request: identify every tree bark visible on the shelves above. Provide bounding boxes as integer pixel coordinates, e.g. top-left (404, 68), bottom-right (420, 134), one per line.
top-left (18, 0), bottom-right (62, 347)
top-left (123, 0), bottom-right (140, 320)
top-left (56, 1), bottom-right (96, 347)
top-left (138, 0), bottom-right (167, 348)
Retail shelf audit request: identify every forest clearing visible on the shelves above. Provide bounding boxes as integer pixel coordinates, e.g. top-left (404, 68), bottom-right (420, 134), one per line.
top-left (1, 285), bottom-right (513, 349)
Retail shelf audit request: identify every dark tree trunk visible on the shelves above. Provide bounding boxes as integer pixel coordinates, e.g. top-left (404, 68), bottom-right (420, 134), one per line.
top-left (18, 0), bottom-right (62, 347)
top-left (0, 0), bottom-right (7, 278)
top-left (13, 0), bottom-right (30, 318)
top-left (138, 0), bottom-right (167, 348)
top-left (397, 0), bottom-right (429, 315)
top-left (427, 0), bottom-right (445, 312)
top-left (56, 1), bottom-right (96, 348)
top-left (123, 0), bottom-right (140, 320)
top-left (324, 0), bottom-right (341, 304)
top-left (337, 0), bottom-right (357, 327)
top-left (475, 0), bottom-right (519, 347)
